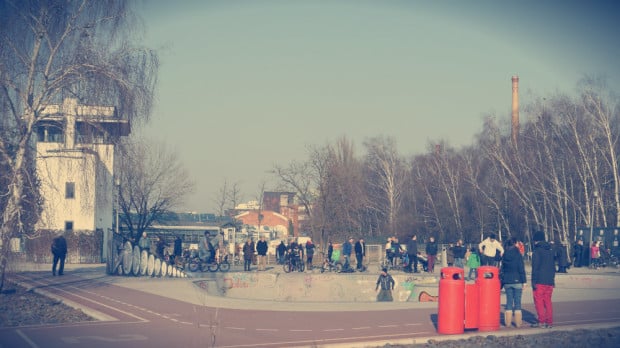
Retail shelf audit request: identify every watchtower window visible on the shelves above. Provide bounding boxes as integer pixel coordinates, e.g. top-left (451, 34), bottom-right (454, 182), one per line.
top-left (65, 182), bottom-right (75, 199)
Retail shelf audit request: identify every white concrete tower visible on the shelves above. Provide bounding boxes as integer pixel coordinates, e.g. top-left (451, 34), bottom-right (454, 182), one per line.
top-left (35, 98), bottom-right (130, 260)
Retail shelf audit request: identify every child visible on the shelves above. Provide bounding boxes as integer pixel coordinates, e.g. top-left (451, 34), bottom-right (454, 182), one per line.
top-left (466, 247), bottom-right (480, 281)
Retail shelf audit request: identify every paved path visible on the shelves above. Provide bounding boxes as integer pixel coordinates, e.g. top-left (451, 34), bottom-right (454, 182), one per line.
top-left (2, 264), bottom-right (620, 348)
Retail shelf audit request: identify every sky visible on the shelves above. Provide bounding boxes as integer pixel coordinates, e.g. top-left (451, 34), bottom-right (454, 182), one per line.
top-left (138, 0), bottom-right (620, 212)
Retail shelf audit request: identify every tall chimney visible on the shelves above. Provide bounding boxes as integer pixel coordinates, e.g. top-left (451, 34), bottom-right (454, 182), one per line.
top-left (511, 76), bottom-right (519, 147)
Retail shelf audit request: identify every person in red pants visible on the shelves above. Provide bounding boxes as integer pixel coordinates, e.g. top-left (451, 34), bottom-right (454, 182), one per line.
top-left (530, 231), bottom-right (556, 328)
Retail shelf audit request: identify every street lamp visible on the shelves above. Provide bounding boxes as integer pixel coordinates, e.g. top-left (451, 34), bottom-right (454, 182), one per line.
top-left (115, 177), bottom-right (121, 234)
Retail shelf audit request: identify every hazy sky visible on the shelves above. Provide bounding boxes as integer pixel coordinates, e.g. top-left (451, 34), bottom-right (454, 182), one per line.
top-left (138, 0), bottom-right (620, 212)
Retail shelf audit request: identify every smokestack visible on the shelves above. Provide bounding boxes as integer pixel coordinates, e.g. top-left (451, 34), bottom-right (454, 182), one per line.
top-left (511, 76), bottom-right (519, 147)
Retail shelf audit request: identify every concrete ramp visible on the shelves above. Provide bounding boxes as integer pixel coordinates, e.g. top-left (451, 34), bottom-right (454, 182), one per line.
top-left (194, 272), bottom-right (438, 302)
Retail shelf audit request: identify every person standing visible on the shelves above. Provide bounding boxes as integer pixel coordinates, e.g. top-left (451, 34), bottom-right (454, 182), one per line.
top-left (572, 239), bottom-right (584, 267)
top-left (173, 235), bottom-right (183, 263)
top-left (425, 237), bottom-right (438, 273)
top-left (556, 242), bottom-right (569, 273)
top-left (342, 237), bottom-right (353, 269)
top-left (327, 241), bottom-right (334, 262)
top-left (452, 239), bottom-right (467, 268)
top-left (138, 231), bottom-right (151, 253)
top-left (306, 239), bottom-right (316, 269)
top-left (479, 233), bottom-right (504, 266)
top-left (590, 241), bottom-right (601, 269)
top-left (501, 238), bottom-right (526, 328)
top-left (407, 235), bottom-right (419, 273)
top-left (466, 247), bottom-right (480, 281)
top-left (375, 267), bottom-right (395, 302)
top-left (277, 240), bottom-right (287, 264)
top-left (531, 231), bottom-right (556, 328)
top-left (51, 234), bottom-right (68, 276)
top-left (256, 236), bottom-right (268, 271)
top-left (242, 239), bottom-right (254, 271)
top-left (354, 238), bottom-right (366, 271)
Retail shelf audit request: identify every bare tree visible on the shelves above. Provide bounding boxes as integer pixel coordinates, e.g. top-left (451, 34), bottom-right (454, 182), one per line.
top-left (213, 180), bottom-right (229, 217)
top-left (0, 0), bottom-right (157, 290)
top-left (363, 136), bottom-right (407, 236)
top-left (117, 138), bottom-right (193, 241)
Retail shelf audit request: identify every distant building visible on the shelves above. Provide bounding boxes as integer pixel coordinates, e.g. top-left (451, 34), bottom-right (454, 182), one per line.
top-left (35, 98), bottom-right (129, 261)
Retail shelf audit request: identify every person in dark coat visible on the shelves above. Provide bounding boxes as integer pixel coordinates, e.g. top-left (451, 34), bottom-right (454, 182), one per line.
top-left (531, 231), bottom-right (556, 328)
top-left (501, 237), bottom-right (527, 327)
top-left (51, 234), bottom-right (68, 276)
top-left (452, 239), bottom-right (467, 268)
top-left (173, 236), bottom-right (183, 262)
top-left (556, 242), bottom-right (569, 273)
top-left (354, 238), bottom-right (366, 271)
top-left (276, 241), bottom-right (287, 264)
top-left (406, 235), bottom-right (419, 273)
top-left (425, 237), bottom-right (438, 273)
top-left (572, 239), bottom-right (584, 267)
top-left (242, 239), bottom-right (254, 271)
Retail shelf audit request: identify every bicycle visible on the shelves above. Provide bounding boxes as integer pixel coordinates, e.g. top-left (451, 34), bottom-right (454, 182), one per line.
top-left (205, 253), bottom-right (231, 272)
top-left (320, 253), bottom-right (342, 273)
top-left (283, 252), bottom-right (305, 273)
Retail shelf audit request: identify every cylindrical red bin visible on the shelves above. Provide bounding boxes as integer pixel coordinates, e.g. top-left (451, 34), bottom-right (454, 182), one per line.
top-left (464, 283), bottom-right (479, 329)
top-left (437, 267), bottom-right (465, 334)
top-left (477, 266), bottom-right (500, 332)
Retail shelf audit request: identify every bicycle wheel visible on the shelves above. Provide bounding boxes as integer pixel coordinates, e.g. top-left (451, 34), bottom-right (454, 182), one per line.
top-left (298, 261), bottom-right (305, 272)
top-left (334, 262), bottom-right (342, 273)
top-left (201, 262), bottom-right (212, 272)
top-left (188, 260), bottom-right (199, 272)
top-left (132, 246), bottom-right (141, 276)
top-left (283, 262), bottom-right (292, 273)
top-left (219, 261), bottom-right (230, 272)
top-left (207, 263), bottom-right (219, 272)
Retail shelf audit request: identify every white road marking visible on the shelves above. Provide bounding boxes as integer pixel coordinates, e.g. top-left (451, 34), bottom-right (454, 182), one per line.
top-left (378, 324), bottom-right (398, 328)
top-left (323, 328), bottom-right (344, 331)
top-left (16, 329), bottom-right (39, 348)
top-left (352, 326), bottom-right (371, 330)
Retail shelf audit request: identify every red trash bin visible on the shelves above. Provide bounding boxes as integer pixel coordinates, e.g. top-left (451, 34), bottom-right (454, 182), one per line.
top-left (464, 283), bottom-right (479, 329)
top-left (477, 266), bottom-right (500, 332)
top-left (437, 267), bottom-right (465, 334)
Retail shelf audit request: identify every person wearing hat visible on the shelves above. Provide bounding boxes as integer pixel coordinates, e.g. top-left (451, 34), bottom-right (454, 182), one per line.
top-left (375, 267), bottom-right (395, 302)
top-left (531, 231), bottom-right (556, 328)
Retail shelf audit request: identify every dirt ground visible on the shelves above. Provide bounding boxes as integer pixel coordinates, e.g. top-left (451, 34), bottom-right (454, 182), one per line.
top-left (2, 282), bottom-right (620, 348)
top-left (0, 282), bottom-right (93, 327)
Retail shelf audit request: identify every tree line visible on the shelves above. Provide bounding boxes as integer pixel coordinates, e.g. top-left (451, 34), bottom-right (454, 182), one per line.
top-left (272, 77), bottom-right (620, 248)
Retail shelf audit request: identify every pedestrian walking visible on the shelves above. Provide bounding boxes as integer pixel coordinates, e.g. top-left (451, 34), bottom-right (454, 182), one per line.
top-left (531, 231), bottom-right (556, 328)
top-left (375, 267), bottom-right (395, 302)
top-left (51, 234), bottom-right (67, 276)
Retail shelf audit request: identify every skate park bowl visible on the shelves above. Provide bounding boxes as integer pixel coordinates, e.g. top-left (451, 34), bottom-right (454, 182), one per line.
top-left (193, 272), bottom-right (439, 302)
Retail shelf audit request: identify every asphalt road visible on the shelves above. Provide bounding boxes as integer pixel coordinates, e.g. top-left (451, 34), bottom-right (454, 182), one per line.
top-left (2, 270), bottom-right (620, 348)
